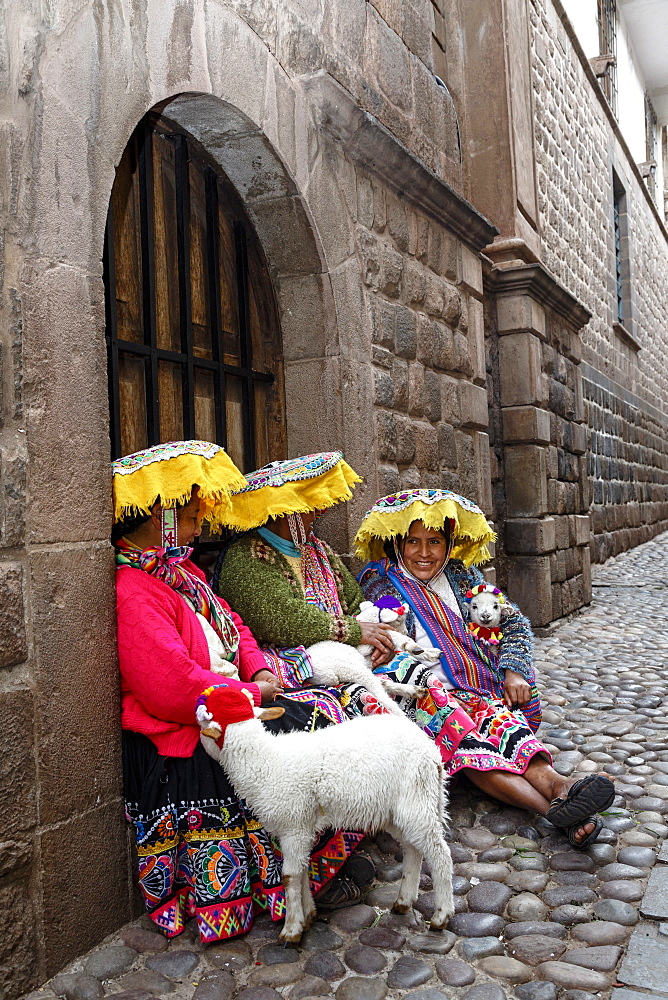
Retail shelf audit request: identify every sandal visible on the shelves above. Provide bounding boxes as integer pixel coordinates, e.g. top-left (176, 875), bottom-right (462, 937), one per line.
top-left (568, 816), bottom-right (603, 850)
top-left (314, 875), bottom-right (362, 910)
top-left (338, 850), bottom-right (376, 891)
top-left (546, 774), bottom-right (615, 829)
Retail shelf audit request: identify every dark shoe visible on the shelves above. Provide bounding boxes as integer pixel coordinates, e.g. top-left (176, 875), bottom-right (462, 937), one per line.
top-left (338, 850), bottom-right (376, 890)
top-left (314, 875), bottom-right (362, 910)
top-left (568, 816), bottom-right (603, 849)
top-left (546, 774), bottom-right (615, 829)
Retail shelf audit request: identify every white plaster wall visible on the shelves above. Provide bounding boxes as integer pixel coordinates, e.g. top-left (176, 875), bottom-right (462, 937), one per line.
top-left (617, 14), bottom-right (649, 165)
top-left (562, 0), bottom-right (599, 58)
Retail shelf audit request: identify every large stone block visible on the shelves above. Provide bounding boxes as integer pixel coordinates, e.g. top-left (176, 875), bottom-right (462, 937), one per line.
top-left (285, 357), bottom-right (344, 455)
top-left (395, 415), bottom-right (416, 464)
top-left (1, 447), bottom-right (27, 549)
top-left (496, 295), bottom-right (546, 339)
top-left (278, 273), bottom-right (335, 361)
top-left (459, 247), bottom-right (482, 296)
top-left (330, 259), bottom-right (372, 361)
top-left (306, 153), bottom-right (357, 267)
top-left (572, 422), bottom-right (587, 455)
top-left (508, 555), bottom-right (553, 626)
top-left (502, 405), bottom-right (551, 444)
top-left (22, 263), bottom-right (112, 545)
top-left (571, 514), bottom-right (591, 547)
top-left (39, 801), bottom-right (133, 977)
top-left (0, 880), bottom-right (39, 999)
top-left (249, 195), bottom-right (323, 276)
top-left (414, 422), bottom-right (439, 470)
top-left (408, 363), bottom-right (425, 417)
top-left (460, 381), bottom-right (489, 429)
top-left (468, 298), bottom-right (486, 383)
top-left (376, 408), bottom-right (397, 462)
top-left (498, 333), bottom-right (544, 407)
top-left (455, 429), bottom-right (478, 500)
top-left (0, 562), bottom-right (27, 668)
top-left (472, 431), bottom-right (493, 514)
top-left (504, 445), bottom-right (548, 517)
top-left (0, 688), bottom-right (37, 837)
top-left (505, 517), bottom-right (556, 554)
top-left (29, 545), bottom-right (123, 826)
top-left (582, 545), bottom-right (592, 603)
top-left (438, 422), bottom-right (457, 467)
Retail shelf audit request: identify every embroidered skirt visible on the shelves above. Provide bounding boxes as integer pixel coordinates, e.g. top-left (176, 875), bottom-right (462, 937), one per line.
top-left (371, 654), bottom-right (550, 777)
top-left (123, 688), bottom-right (363, 943)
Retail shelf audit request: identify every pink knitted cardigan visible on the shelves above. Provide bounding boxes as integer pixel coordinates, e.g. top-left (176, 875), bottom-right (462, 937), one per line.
top-left (116, 560), bottom-right (269, 757)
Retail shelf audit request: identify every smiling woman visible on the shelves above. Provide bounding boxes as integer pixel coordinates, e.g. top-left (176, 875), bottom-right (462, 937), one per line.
top-left (401, 521), bottom-right (452, 581)
top-left (356, 489), bottom-right (616, 849)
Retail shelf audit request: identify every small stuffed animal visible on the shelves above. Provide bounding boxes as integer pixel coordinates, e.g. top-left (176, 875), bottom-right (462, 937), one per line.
top-left (356, 598), bottom-right (441, 664)
top-left (465, 584), bottom-right (513, 646)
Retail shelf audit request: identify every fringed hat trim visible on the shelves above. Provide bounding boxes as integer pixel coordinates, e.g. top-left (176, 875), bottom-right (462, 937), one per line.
top-left (112, 440), bottom-right (247, 530)
top-left (354, 489), bottom-right (496, 567)
top-left (220, 451), bottom-right (362, 531)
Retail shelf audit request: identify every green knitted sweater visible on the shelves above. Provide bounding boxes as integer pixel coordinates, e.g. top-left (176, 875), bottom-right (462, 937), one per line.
top-left (217, 531), bottom-right (364, 648)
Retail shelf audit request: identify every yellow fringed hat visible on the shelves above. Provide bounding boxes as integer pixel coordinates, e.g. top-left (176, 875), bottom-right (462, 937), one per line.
top-left (354, 489), bottom-right (496, 567)
top-left (221, 452), bottom-right (362, 531)
top-left (112, 440), bottom-right (247, 531)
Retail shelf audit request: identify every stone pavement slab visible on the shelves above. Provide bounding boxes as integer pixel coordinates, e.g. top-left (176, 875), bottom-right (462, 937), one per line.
top-left (639, 864), bottom-right (668, 918)
top-left (611, 991), bottom-right (668, 1000)
top-left (617, 922), bottom-right (668, 992)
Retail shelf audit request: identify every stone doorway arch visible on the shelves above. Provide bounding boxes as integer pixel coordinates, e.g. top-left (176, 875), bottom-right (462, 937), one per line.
top-left (152, 92), bottom-right (343, 469)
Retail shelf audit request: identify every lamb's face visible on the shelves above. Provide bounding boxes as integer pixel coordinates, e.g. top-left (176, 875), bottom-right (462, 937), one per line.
top-left (469, 592), bottom-right (503, 628)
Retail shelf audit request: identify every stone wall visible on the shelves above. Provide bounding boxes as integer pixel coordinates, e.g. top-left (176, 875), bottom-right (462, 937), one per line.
top-left (484, 262), bottom-right (592, 626)
top-left (529, 0), bottom-right (668, 561)
top-left (0, 1), bottom-right (495, 993)
top-left (583, 363), bottom-right (668, 562)
top-left (358, 179), bottom-right (491, 511)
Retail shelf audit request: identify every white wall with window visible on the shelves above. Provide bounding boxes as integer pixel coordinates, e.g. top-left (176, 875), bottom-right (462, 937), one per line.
top-left (562, 0), bottom-right (667, 212)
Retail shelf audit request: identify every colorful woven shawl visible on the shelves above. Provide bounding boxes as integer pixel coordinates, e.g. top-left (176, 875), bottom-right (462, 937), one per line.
top-left (361, 558), bottom-right (541, 730)
top-left (301, 534), bottom-right (344, 616)
top-left (116, 539), bottom-right (240, 660)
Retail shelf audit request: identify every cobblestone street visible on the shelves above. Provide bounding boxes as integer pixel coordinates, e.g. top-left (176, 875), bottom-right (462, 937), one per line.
top-left (31, 535), bottom-right (668, 1000)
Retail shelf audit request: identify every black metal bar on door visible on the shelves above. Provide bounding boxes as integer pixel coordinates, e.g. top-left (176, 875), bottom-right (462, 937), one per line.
top-left (138, 122), bottom-right (160, 445)
top-left (113, 338), bottom-right (274, 381)
top-left (103, 202), bottom-right (121, 459)
top-left (205, 169), bottom-right (227, 446)
top-left (173, 133), bottom-right (195, 439)
top-left (234, 219), bottom-right (256, 471)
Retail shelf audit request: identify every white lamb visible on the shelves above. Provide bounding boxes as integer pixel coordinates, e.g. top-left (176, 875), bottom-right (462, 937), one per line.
top-left (197, 684), bottom-right (455, 943)
top-left (306, 599), bottom-right (441, 716)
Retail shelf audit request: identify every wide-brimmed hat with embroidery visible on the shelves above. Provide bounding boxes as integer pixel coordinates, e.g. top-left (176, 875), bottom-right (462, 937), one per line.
top-left (354, 489), bottom-right (496, 567)
top-left (220, 451), bottom-right (362, 531)
top-left (112, 440), bottom-right (247, 531)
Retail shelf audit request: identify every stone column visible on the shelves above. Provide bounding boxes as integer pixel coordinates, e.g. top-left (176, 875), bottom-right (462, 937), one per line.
top-left (487, 260), bottom-right (592, 626)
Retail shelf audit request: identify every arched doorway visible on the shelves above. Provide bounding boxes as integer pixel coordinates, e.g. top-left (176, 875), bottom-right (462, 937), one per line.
top-left (103, 113), bottom-right (286, 474)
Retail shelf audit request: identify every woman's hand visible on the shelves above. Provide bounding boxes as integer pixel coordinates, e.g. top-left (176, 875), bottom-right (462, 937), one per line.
top-left (252, 669), bottom-right (284, 704)
top-left (503, 669), bottom-right (532, 708)
top-left (359, 622), bottom-right (397, 667)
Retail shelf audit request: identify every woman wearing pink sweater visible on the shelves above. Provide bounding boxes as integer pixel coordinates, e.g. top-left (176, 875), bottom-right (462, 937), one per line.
top-left (113, 442), bottom-right (364, 944)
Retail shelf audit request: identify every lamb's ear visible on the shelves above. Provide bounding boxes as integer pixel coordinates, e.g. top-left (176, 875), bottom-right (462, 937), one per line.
top-left (500, 604), bottom-right (515, 619)
top-left (254, 706), bottom-right (286, 721)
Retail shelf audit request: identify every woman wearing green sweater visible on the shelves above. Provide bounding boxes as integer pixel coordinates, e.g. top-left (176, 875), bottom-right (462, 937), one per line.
top-left (215, 452), bottom-right (395, 906)
top-left (216, 452), bottom-right (395, 669)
